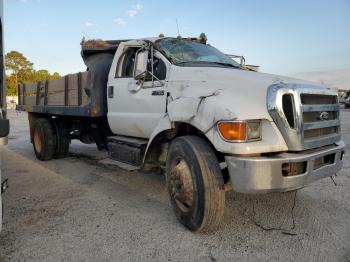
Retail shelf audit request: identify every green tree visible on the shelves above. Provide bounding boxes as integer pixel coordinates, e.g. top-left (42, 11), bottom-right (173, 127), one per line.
top-left (34, 69), bottom-right (51, 82)
top-left (5, 75), bottom-right (17, 96)
top-left (5, 51), bottom-right (34, 95)
top-left (51, 72), bottom-right (60, 79)
top-left (5, 51), bottom-right (61, 96)
top-left (34, 69), bottom-right (60, 82)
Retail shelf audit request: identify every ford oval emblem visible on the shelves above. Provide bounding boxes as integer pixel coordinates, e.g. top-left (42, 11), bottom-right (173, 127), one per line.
top-left (319, 111), bottom-right (329, 121)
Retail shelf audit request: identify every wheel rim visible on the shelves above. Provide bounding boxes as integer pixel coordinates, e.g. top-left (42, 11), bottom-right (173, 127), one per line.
top-left (33, 128), bottom-right (42, 153)
top-left (169, 158), bottom-right (194, 212)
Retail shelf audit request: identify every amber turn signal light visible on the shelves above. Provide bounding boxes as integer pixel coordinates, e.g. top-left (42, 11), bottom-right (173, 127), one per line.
top-left (217, 122), bottom-right (247, 141)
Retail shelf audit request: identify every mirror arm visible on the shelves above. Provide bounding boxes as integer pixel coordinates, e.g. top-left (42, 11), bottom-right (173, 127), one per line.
top-left (148, 72), bottom-right (164, 87)
top-left (149, 47), bottom-right (164, 87)
top-left (151, 46), bottom-right (154, 87)
top-left (133, 42), bottom-right (164, 87)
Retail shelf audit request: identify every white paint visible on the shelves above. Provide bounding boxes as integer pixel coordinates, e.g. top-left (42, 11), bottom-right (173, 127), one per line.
top-left (107, 41), bottom-right (169, 138)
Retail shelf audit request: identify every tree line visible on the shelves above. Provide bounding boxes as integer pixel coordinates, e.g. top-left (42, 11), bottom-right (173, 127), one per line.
top-left (5, 51), bottom-right (61, 96)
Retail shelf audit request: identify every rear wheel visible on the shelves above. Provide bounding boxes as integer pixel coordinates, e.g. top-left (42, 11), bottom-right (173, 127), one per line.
top-left (53, 120), bottom-right (71, 159)
top-left (166, 136), bottom-right (225, 232)
top-left (32, 118), bottom-right (57, 161)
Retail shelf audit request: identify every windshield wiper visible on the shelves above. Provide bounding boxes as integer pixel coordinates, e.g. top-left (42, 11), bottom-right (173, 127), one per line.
top-left (175, 61), bottom-right (201, 65)
top-left (175, 61), bottom-right (240, 68)
top-left (209, 62), bottom-right (240, 68)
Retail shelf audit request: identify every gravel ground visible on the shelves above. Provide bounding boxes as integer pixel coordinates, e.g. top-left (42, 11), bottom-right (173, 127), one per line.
top-left (0, 109), bottom-right (349, 262)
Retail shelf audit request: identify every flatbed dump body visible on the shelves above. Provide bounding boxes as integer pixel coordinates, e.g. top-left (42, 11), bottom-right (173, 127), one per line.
top-left (17, 71), bottom-right (90, 116)
top-left (17, 39), bottom-right (127, 117)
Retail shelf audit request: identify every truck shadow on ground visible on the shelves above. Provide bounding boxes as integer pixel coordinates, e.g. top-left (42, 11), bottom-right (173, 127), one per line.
top-left (6, 143), bottom-right (315, 236)
top-left (1, 143), bottom-right (348, 262)
top-left (60, 149), bottom-right (305, 236)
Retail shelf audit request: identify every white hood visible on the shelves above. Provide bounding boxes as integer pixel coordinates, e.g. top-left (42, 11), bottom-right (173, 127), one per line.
top-left (167, 66), bottom-right (325, 121)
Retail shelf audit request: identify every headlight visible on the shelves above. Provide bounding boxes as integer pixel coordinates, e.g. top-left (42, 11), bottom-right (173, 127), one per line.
top-left (217, 120), bottom-right (262, 142)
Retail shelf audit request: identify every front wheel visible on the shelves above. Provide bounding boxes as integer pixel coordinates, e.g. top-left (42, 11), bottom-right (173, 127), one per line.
top-left (166, 136), bottom-right (225, 232)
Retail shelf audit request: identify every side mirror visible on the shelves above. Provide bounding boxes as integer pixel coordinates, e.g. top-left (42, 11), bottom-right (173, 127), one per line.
top-left (134, 50), bottom-right (149, 80)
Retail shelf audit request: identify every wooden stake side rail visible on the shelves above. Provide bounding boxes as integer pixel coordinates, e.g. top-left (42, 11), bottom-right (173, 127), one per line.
top-left (17, 72), bottom-right (91, 116)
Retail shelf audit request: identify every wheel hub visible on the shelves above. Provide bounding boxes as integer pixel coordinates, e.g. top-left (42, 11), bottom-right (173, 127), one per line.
top-left (170, 159), bottom-right (194, 212)
top-left (33, 129), bottom-right (42, 153)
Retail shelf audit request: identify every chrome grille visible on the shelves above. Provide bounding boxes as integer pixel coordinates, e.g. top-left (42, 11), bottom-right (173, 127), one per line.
top-left (300, 93), bottom-right (340, 148)
top-left (267, 83), bottom-right (341, 151)
top-left (301, 94), bottom-right (337, 105)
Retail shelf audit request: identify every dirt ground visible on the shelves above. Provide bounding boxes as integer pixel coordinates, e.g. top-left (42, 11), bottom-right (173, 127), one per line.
top-left (0, 109), bottom-right (349, 262)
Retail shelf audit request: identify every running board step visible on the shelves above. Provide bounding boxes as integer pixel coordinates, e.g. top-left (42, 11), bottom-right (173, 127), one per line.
top-left (99, 158), bottom-right (141, 171)
top-left (107, 136), bottom-right (148, 167)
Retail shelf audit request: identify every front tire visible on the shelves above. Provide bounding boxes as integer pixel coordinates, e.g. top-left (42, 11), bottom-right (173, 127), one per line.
top-left (32, 118), bottom-right (57, 161)
top-left (166, 136), bottom-right (225, 232)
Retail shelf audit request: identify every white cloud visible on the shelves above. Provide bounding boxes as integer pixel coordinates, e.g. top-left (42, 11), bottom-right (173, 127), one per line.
top-left (84, 21), bottom-right (94, 27)
top-left (114, 18), bottom-right (127, 26)
top-left (126, 4), bottom-right (143, 17)
top-left (126, 10), bottom-right (138, 17)
top-left (18, 0), bottom-right (42, 3)
top-left (133, 4), bottom-right (143, 10)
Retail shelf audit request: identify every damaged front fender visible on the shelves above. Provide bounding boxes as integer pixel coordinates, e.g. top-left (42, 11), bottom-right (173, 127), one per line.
top-left (144, 89), bottom-right (288, 163)
top-left (167, 90), bottom-right (237, 133)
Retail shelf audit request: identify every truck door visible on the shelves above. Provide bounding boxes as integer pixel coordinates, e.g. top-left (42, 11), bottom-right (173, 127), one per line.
top-left (107, 46), bottom-right (167, 138)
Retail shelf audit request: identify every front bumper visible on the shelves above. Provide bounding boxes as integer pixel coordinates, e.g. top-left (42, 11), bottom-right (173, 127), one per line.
top-left (225, 141), bottom-right (345, 194)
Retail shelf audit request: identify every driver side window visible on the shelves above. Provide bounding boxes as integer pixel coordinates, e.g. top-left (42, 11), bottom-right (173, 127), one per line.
top-left (115, 47), bottom-right (167, 81)
top-left (145, 56), bottom-right (166, 81)
top-left (115, 47), bottom-right (139, 78)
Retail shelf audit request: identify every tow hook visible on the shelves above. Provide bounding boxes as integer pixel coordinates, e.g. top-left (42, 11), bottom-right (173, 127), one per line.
top-left (1, 178), bottom-right (8, 194)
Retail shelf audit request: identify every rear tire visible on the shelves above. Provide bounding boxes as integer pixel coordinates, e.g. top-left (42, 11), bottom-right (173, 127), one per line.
top-left (32, 118), bottom-right (57, 161)
top-left (166, 136), bottom-right (225, 232)
top-left (53, 120), bottom-right (71, 159)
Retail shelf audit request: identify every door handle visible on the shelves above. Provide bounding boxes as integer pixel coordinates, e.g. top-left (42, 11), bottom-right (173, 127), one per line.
top-left (108, 86), bottom-right (114, 98)
top-left (151, 90), bottom-right (165, 96)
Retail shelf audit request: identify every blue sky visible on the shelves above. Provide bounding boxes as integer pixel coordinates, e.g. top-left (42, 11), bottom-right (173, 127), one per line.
top-left (5, 0), bottom-right (350, 76)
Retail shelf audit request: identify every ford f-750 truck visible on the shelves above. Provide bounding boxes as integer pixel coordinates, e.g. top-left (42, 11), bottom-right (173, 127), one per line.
top-left (17, 36), bottom-right (345, 232)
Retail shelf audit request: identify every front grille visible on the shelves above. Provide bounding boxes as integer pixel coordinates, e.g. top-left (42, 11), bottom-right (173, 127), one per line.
top-left (304, 126), bottom-right (338, 139)
top-left (301, 94), bottom-right (337, 105)
top-left (300, 94), bottom-right (340, 146)
top-left (267, 84), bottom-right (341, 151)
top-left (303, 111), bottom-right (338, 123)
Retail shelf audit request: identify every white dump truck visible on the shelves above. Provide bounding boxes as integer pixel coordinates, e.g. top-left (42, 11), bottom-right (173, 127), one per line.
top-left (17, 36), bottom-right (345, 232)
